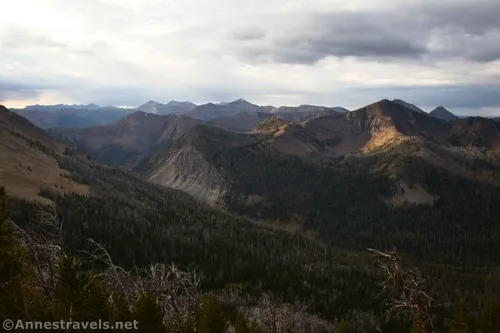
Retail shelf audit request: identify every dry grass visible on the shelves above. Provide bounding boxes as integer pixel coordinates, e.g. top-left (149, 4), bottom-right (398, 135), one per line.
top-left (0, 130), bottom-right (89, 202)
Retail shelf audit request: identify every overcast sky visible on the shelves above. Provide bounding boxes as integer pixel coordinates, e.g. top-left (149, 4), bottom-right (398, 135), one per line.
top-left (1, 0), bottom-right (499, 115)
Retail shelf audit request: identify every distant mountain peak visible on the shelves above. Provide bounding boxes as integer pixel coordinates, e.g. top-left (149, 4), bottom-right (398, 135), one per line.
top-left (136, 100), bottom-right (196, 115)
top-left (144, 100), bottom-right (162, 106)
top-left (230, 98), bottom-right (254, 106)
top-left (430, 106), bottom-right (458, 121)
top-left (166, 100), bottom-right (195, 106)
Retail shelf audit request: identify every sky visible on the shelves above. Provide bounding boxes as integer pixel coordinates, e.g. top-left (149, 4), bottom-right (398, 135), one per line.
top-left (1, 0), bottom-right (500, 115)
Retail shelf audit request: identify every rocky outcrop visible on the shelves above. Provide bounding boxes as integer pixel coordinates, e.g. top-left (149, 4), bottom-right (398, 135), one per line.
top-left (147, 141), bottom-right (227, 206)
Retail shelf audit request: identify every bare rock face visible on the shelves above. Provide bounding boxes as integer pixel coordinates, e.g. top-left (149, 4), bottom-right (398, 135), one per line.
top-left (147, 140), bottom-right (227, 206)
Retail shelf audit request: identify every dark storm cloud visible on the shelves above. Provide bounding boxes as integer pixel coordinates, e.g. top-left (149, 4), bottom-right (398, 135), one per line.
top-left (235, 0), bottom-right (500, 64)
top-left (418, 0), bottom-right (500, 35)
top-left (353, 83), bottom-right (500, 109)
top-left (271, 17), bottom-right (427, 64)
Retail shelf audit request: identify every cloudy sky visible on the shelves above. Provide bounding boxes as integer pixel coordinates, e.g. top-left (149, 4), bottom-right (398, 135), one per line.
top-left (1, 0), bottom-right (499, 115)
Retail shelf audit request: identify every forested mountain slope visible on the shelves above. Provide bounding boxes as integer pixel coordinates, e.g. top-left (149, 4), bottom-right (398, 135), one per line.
top-left (2, 103), bottom-right (500, 332)
top-left (144, 100), bottom-right (500, 268)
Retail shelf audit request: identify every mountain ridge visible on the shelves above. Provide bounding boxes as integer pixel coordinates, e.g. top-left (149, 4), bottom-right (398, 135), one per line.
top-left (143, 99), bottom-right (500, 214)
top-left (49, 111), bottom-right (204, 165)
top-left (135, 100), bottom-right (196, 115)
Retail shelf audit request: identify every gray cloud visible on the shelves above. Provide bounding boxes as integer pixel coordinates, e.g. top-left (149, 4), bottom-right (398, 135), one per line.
top-left (230, 26), bottom-right (267, 41)
top-left (1, 0), bottom-right (499, 114)
top-left (0, 79), bottom-right (48, 101)
top-left (232, 0), bottom-right (500, 64)
top-left (352, 84), bottom-right (500, 109)
top-left (418, 0), bottom-right (500, 35)
top-left (272, 20), bottom-right (426, 64)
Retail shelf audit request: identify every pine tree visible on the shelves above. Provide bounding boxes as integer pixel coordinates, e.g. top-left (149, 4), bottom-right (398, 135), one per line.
top-left (109, 292), bottom-right (133, 333)
top-left (79, 274), bottom-right (111, 321)
top-left (336, 321), bottom-right (352, 333)
top-left (411, 310), bottom-right (430, 333)
top-left (234, 317), bottom-right (261, 333)
top-left (0, 187), bottom-right (49, 321)
top-left (444, 299), bottom-right (475, 333)
top-left (478, 299), bottom-right (500, 333)
top-left (55, 254), bottom-right (86, 320)
top-left (197, 295), bottom-right (228, 333)
top-left (132, 293), bottom-right (166, 333)
top-left (0, 187), bottom-right (29, 319)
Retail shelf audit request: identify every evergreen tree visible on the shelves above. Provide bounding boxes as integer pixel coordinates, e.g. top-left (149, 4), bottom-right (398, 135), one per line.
top-left (478, 299), bottom-right (500, 333)
top-left (0, 187), bottom-right (31, 319)
top-left (55, 254), bottom-right (87, 320)
top-left (411, 310), bottom-right (430, 333)
top-left (444, 299), bottom-right (475, 333)
top-left (336, 321), bottom-right (353, 333)
top-left (79, 274), bottom-right (111, 321)
top-left (234, 317), bottom-right (261, 333)
top-left (197, 295), bottom-right (228, 333)
top-left (132, 293), bottom-right (166, 333)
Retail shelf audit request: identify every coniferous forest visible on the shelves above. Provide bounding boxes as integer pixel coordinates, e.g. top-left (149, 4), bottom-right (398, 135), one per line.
top-left (2, 143), bottom-right (500, 332)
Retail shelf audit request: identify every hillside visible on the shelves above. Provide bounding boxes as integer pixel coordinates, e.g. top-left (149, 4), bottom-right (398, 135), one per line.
top-left (253, 116), bottom-right (289, 133)
top-left (143, 100), bottom-right (500, 267)
top-left (208, 111), bottom-right (269, 132)
top-left (49, 111), bottom-right (203, 165)
top-left (0, 105), bottom-right (89, 201)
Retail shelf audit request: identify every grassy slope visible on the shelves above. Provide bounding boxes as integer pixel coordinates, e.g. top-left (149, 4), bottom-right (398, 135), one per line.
top-left (0, 106), bottom-right (89, 202)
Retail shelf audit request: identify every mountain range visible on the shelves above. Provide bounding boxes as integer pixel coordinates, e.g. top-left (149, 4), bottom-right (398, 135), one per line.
top-left (15, 97), bottom-right (490, 133)
top-left (140, 99), bottom-right (500, 211)
top-left (47, 101), bottom-right (352, 165)
top-left (2, 97), bottom-right (500, 331)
